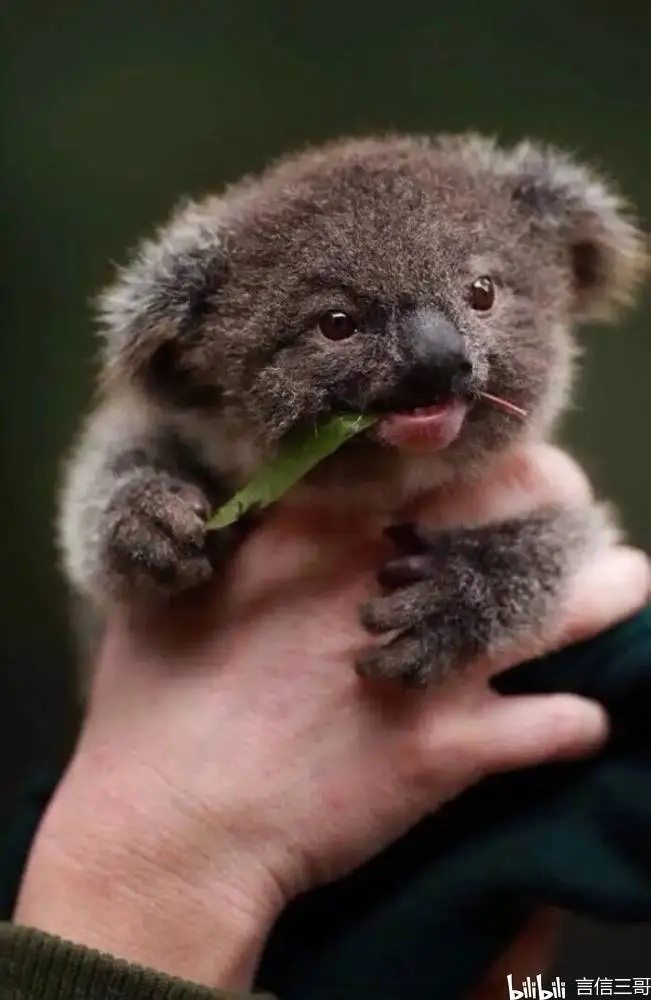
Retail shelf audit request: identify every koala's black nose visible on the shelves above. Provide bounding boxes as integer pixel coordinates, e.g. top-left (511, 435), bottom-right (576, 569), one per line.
top-left (398, 308), bottom-right (472, 404)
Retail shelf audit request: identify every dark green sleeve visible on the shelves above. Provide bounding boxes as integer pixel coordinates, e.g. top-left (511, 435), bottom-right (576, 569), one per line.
top-left (0, 923), bottom-right (275, 1000)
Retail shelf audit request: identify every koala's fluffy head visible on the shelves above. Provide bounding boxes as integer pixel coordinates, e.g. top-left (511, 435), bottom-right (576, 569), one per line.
top-left (97, 133), bottom-right (647, 490)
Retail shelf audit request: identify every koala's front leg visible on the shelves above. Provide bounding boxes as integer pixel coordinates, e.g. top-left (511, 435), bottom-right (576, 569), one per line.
top-left (58, 399), bottom-right (241, 604)
top-left (357, 503), bottom-right (612, 686)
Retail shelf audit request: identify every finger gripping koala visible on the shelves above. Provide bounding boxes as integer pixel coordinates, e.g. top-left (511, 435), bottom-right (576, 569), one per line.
top-left (58, 133), bottom-right (647, 685)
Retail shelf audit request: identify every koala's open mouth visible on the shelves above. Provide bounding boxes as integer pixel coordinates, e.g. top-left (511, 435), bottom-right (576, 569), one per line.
top-left (376, 397), bottom-right (469, 452)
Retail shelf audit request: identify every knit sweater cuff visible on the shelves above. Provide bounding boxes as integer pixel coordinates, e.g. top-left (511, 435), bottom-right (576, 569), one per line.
top-left (0, 923), bottom-right (275, 1000)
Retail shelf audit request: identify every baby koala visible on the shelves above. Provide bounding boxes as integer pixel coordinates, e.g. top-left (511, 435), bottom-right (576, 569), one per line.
top-left (58, 132), bottom-right (647, 685)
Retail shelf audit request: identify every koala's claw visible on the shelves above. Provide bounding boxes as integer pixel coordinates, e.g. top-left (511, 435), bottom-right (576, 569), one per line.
top-left (356, 603), bottom-right (476, 686)
top-left (357, 586), bottom-right (462, 686)
top-left (377, 522), bottom-right (446, 592)
top-left (355, 632), bottom-right (452, 688)
top-left (376, 553), bottom-right (436, 591)
top-left (362, 522), bottom-right (446, 634)
top-left (359, 584), bottom-right (435, 634)
top-left (382, 522), bottom-right (431, 553)
top-left (357, 520), bottom-right (482, 685)
top-left (103, 476), bottom-right (214, 599)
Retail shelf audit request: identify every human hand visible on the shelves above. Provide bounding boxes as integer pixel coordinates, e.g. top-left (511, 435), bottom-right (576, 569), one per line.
top-left (14, 445), bottom-right (649, 991)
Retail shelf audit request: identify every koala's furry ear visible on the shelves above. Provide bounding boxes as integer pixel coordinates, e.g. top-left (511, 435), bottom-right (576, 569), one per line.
top-left (96, 197), bottom-right (229, 383)
top-left (502, 141), bottom-right (648, 321)
top-left (439, 134), bottom-right (648, 320)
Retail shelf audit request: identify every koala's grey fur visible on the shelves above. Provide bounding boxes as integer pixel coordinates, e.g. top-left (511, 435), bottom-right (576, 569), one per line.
top-left (58, 133), bottom-right (647, 685)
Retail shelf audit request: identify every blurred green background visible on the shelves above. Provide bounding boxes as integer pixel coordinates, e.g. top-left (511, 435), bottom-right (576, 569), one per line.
top-left (1, 0), bottom-right (650, 974)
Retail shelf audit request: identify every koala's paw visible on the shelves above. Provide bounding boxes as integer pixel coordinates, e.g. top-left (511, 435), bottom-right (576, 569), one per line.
top-left (101, 474), bottom-right (216, 599)
top-left (356, 523), bottom-right (491, 687)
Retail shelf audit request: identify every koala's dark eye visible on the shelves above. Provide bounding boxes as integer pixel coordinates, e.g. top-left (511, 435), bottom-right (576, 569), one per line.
top-left (317, 310), bottom-right (358, 341)
top-left (469, 276), bottom-right (495, 312)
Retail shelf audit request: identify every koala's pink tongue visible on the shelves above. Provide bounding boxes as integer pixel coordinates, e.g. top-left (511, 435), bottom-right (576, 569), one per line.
top-left (379, 399), bottom-right (468, 451)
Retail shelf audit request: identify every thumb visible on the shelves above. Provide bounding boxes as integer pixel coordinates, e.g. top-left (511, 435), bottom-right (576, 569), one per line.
top-left (462, 693), bottom-right (609, 777)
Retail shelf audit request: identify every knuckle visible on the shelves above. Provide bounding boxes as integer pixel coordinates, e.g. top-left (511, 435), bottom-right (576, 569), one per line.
top-left (399, 721), bottom-right (469, 799)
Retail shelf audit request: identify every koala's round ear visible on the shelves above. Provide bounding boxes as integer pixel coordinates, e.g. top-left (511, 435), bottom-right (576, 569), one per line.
top-left (96, 198), bottom-right (229, 382)
top-left (504, 141), bottom-right (648, 321)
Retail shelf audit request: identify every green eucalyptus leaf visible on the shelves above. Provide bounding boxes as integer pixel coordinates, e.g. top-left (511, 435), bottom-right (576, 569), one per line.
top-left (205, 413), bottom-right (378, 530)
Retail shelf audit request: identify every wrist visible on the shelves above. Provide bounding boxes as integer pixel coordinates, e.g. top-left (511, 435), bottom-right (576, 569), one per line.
top-left (13, 750), bottom-right (283, 990)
